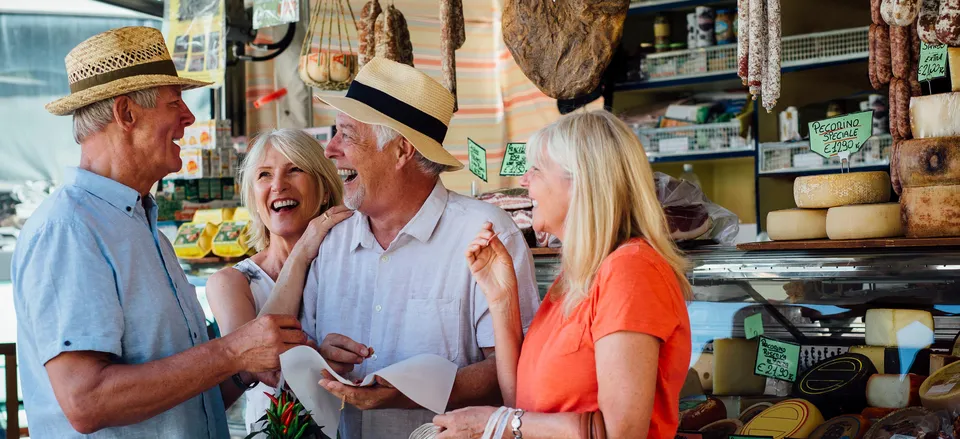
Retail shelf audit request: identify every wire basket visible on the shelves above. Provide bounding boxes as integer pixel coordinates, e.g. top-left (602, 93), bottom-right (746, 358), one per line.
top-left (634, 121), bottom-right (748, 156)
top-left (643, 26), bottom-right (869, 82)
top-left (759, 134), bottom-right (893, 173)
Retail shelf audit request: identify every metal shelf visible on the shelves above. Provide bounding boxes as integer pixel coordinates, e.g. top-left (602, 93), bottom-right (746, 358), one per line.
top-left (647, 147), bottom-right (756, 163)
top-left (759, 134), bottom-right (893, 176)
top-left (627, 0), bottom-right (732, 15)
top-left (616, 27), bottom-right (869, 92)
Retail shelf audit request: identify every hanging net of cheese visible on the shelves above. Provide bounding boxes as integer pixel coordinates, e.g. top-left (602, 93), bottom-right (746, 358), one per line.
top-left (794, 171), bottom-right (891, 208)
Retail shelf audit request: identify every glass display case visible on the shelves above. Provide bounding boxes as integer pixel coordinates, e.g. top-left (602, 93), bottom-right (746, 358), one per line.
top-left (534, 246), bottom-right (960, 435)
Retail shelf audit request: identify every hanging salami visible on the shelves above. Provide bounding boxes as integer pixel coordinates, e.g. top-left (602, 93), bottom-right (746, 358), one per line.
top-left (358, 0), bottom-right (381, 67)
top-left (441, 0), bottom-right (465, 111)
top-left (919, 0), bottom-right (943, 44)
top-left (762, 0), bottom-right (781, 111)
top-left (737, 0), bottom-right (750, 84)
top-left (747, 0), bottom-right (766, 98)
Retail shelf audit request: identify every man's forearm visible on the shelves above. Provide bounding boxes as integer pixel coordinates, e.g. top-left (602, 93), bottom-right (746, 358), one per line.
top-left (56, 337), bottom-right (240, 433)
top-left (446, 356), bottom-right (502, 410)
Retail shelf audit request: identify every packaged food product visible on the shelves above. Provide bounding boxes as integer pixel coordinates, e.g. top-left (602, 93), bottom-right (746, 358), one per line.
top-left (173, 221), bottom-right (218, 259)
top-left (212, 207), bottom-right (252, 258)
top-left (716, 9), bottom-right (735, 44)
top-left (655, 15), bottom-right (670, 52)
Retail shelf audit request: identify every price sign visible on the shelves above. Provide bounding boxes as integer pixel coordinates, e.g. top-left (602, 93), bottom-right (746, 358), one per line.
top-left (754, 336), bottom-right (800, 382)
top-left (467, 138), bottom-right (488, 182)
top-left (919, 42), bottom-right (948, 82)
top-left (499, 143), bottom-right (529, 177)
top-left (807, 111), bottom-right (874, 159)
top-left (744, 313), bottom-right (764, 339)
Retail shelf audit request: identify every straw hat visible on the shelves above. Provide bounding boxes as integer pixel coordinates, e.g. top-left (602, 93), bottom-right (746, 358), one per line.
top-left (316, 58), bottom-right (464, 171)
top-left (46, 26), bottom-right (211, 116)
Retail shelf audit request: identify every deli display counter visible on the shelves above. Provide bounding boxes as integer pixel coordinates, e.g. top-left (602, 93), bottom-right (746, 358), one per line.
top-left (533, 245), bottom-right (960, 437)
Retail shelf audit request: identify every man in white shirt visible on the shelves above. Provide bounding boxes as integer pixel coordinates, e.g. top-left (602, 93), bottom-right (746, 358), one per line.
top-left (265, 59), bottom-right (540, 438)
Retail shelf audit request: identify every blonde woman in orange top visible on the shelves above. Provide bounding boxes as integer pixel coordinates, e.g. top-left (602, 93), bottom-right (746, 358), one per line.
top-left (433, 110), bottom-right (692, 439)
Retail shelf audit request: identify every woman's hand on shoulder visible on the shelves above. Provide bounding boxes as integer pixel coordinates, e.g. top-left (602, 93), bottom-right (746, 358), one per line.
top-left (293, 205), bottom-right (354, 261)
top-left (466, 222), bottom-right (518, 308)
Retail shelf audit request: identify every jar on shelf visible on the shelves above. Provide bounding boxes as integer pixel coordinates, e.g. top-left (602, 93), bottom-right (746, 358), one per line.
top-left (716, 9), bottom-right (734, 45)
top-left (696, 6), bottom-right (716, 48)
top-left (655, 15), bottom-right (671, 53)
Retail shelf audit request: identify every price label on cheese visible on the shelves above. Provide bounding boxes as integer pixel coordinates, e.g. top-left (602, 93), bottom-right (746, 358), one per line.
top-left (499, 143), bottom-right (529, 177)
top-left (927, 382), bottom-right (957, 396)
top-left (807, 111), bottom-right (874, 159)
top-left (467, 138), bottom-right (488, 182)
top-left (919, 42), bottom-right (948, 82)
top-left (754, 336), bottom-right (801, 382)
top-left (744, 313), bottom-right (764, 339)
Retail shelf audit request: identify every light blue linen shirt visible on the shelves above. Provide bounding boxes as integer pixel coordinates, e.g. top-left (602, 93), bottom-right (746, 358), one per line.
top-left (11, 167), bottom-right (229, 439)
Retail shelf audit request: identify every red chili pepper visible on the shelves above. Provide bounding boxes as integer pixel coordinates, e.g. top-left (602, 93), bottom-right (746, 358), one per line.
top-left (283, 426), bottom-right (289, 434)
top-left (281, 404), bottom-right (294, 426)
top-left (264, 392), bottom-right (280, 406)
top-left (280, 392), bottom-right (286, 407)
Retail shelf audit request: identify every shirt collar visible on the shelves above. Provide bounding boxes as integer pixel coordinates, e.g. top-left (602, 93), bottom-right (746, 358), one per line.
top-left (350, 180), bottom-right (449, 251)
top-left (65, 167), bottom-right (142, 217)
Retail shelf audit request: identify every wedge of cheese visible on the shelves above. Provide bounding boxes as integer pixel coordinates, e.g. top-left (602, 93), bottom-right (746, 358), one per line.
top-left (865, 309), bottom-right (935, 348)
top-left (910, 93), bottom-right (960, 138)
top-left (714, 339), bottom-right (766, 396)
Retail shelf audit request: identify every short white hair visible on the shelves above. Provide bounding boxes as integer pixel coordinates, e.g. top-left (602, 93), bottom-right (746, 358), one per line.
top-left (369, 124), bottom-right (447, 176)
top-left (72, 88), bottom-right (160, 144)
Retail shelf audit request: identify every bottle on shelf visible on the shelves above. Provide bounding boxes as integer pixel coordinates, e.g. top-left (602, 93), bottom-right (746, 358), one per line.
top-left (655, 15), bottom-right (671, 53)
top-left (680, 163), bottom-right (702, 188)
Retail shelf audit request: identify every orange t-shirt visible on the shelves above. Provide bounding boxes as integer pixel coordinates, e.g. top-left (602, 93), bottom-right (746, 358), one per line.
top-left (515, 238), bottom-right (691, 439)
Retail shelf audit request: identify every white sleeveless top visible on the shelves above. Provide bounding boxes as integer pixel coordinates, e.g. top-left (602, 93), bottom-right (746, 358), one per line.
top-left (233, 258), bottom-right (276, 437)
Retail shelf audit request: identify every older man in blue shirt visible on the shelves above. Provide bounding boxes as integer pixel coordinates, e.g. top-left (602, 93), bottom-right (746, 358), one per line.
top-left (11, 27), bottom-right (308, 438)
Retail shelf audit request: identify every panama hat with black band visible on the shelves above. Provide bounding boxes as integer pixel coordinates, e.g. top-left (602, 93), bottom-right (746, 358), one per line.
top-left (315, 57), bottom-right (464, 171)
top-left (46, 26), bottom-right (211, 116)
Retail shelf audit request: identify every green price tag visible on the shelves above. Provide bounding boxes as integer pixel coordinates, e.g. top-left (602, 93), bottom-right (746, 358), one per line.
top-left (807, 110), bottom-right (874, 159)
top-left (919, 42), bottom-right (948, 82)
top-left (499, 143), bottom-right (529, 177)
top-left (467, 138), bottom-right (488, 182)
top-left (744, 313), bottom-right (764, 339)
top-left (754, 336), bottom-right (800, 382)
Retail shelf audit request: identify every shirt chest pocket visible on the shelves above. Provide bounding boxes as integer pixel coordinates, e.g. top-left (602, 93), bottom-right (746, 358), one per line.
top-left (397, 297), bottom-right (461, 362)
top-left (550, 322), bottom-right (587, 356)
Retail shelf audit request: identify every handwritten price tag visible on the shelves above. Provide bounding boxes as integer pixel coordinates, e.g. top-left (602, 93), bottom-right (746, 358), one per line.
top-left (744, 313), bottom-right (764, 339)
top-left (467, 138), bottom-right (488, 182)
top-left (499, 143), bottom-right (529, 177)
top-left (807, 111), bottom-right (874, 159)
top-left (754, 336), bottom-right (800, 382)
top-left (919, 42), bottom-right (948, 82)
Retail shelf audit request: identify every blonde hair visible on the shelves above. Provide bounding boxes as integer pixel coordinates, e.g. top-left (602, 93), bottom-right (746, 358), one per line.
top-left (240, 129), bottom-right (344, 251)
top-left (527, 110), bottom-right (693, 314)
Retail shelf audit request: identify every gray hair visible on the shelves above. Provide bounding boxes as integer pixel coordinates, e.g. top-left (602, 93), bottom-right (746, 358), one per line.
top-left (72, 88), bottom-right (160, 144)
top-left (369, 124), bottom-right (447, 176)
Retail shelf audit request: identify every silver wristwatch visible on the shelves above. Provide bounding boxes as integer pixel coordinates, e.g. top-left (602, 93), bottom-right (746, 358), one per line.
top-left (511, 408), bottom-right (525, 439)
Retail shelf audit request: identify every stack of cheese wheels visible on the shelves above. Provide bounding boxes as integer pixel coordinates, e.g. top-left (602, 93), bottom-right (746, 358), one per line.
top-left (896, 135), bottom-right (960, 237)
top-left (861, 309), bottom-right (934, 411)
top-left (766, 171), bottom-right (901, 240)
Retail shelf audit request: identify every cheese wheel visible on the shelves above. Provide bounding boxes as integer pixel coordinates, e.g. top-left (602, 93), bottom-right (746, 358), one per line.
top-left (740, 399), bottom-right (825, 439)
top-left (929, 353), bottom-right (960, 375)
top-left (850, 346), bottom-right (887, 373)
top-left (910, 93), bottom-right (960, 138)
top-left (897, 137), bottom-right (960, 188)
top-left (740, 402), bottom-right (774, 424)
top-left (792, 353), bottom-right (876, 418)
top-left (825, 203), bottom-right (903, 239)
top-left (714, 338), bottom-right (766, 396)
top-left (794, 172), bottom-right (891, 208)
top-left (807, 415), bottom-right (871, 439)
top-left (920, 360), bottom-right (960, 410)
top-left (849, 346), bottom-right (932, 374)
top-left (901, 184), bottom-right (960, 237)
top-left (866, 373), bottom-right (926, 408)
top-left (692, 353), bottom-right (714, 392)
top-left (767, 209), bottom-right (828, 240)
top-left (865, 308), bottom-right (935, 347)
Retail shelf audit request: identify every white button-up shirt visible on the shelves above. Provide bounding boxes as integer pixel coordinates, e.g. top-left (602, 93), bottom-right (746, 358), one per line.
top-left (302, 181), bottom-right (541, 439)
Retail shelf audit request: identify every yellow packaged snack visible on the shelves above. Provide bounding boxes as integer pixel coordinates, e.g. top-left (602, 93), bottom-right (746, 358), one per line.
top-left (212, 207), bottom-right (252, 258)
top-left (193, 208), bottom-right (235, 225)
top-left (173, 222), bottom-right (217, 259)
